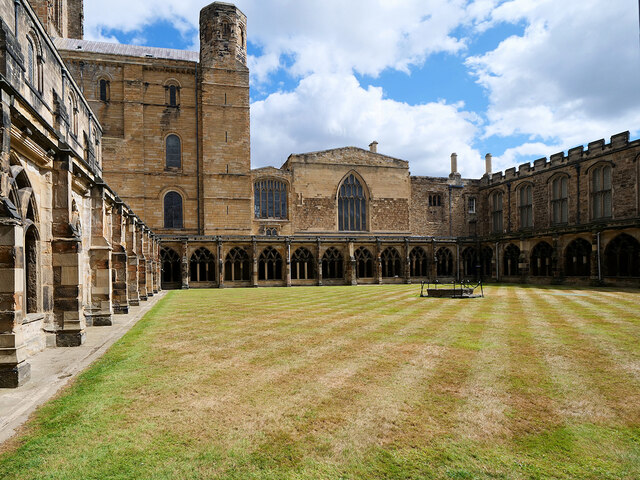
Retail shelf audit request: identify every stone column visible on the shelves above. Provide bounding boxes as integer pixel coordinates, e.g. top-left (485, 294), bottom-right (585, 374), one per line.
top-left (316, 239), bottom-right (323, 286)
top-left (152, 237), bottom-right (160, 294)
top-left (125, 213), bottom-right (140, 306)
top-left (376, 239), bottom-right (383, 285)
top-left (348, 240), bottom-right (357, 285)
top-left (285, 238), bottom-right (291, 287)
top-left (136, 222), bottom-right (147, 301)
top-left (519, 239), bottom-right (529, 283)
top-left (111, 203), bottom-right (129, 314)
top-left (146, 232), bottom-right (155, 296)
top-left (430, 241), bottom-right (438, 280)
top-left (404, 238), bottom-right (411, 284)
top-left (0, 221), bottom-right (31, 387)
top-left (217, 240), bottom-right (224, 288)
top-left (252, 238), bottom-right (258, 287)
top-left (51, 155), bottom-right (85, 347)
top-left (181, 239), bottom-right (189, 289)
top-left (85, 185), bottom-right (113, 326)
top-left (551, 235), bottom-right (562, 284)
top-left (590, 232), bottom-right (601, 285)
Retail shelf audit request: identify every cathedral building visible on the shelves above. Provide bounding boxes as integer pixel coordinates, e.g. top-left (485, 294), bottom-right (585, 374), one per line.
top-left (0, 0), bottom-right (638, 386)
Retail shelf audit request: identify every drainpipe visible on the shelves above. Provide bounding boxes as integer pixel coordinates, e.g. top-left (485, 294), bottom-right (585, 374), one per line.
top-left (195, 63), bottom-right (201, 235)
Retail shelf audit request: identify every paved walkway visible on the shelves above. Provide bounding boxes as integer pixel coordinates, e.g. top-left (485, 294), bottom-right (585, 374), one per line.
top-left (0, 292), bottom-right (166, 445)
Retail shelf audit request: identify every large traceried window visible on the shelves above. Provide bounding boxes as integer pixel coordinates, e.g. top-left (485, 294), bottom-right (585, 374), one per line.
top-left (503, 244), bottom-right (520, 276)
top-left (604, 234), bottom-right (640, 277)
top-left (519, 184), bottom-right (533, 229)
top-left (592, 164), bottom-right (612, 220)
top-left (161, 248), bottom-right (181, 285)
top-left (254, 179), bottom-right (287, 219)
top-left (551, 176), bottom-right (568, 224)
top-left (166, 135), bottom-right (181, 169)
top-left (338, 174), bottom-right (367, 231)
top-left (163, 191), bottom-right (183, 229)
top-left (322, 247), bottom-right (343, 279)
top-left (436, 247), bottom-right (453, 276)
top-left (291, 247), bottom-right (314, 280)
top-left (492, 191), bottom-right (503, 233)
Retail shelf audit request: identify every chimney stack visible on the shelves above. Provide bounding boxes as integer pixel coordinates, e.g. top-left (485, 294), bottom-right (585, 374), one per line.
top-left (485, 153), bottom-right (492, 175)
top-left (369, 141), bottom-right (378, 153)
top-left (450, 153), bottom-right (458, 174)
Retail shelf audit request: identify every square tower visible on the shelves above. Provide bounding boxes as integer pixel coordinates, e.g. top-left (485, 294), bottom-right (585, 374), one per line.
top-left (198, 2), bottom-right (252, 234)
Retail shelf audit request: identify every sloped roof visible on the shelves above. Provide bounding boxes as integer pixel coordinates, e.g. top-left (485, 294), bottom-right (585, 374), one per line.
top-left (53, 38), bottom-right (199, 62)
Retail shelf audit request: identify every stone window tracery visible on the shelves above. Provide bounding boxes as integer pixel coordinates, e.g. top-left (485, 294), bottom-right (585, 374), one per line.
top-left (592, 164), bottom-right (612, 220)
top-left (409, 247), bottom-right (429, 277)
top-left (491, 191), bottom-right (503, 233)
top-left (254, 179), bottom-right (287, 219)
top-left (436, 247), bottom-right (453, 276)
top-left (258, 246), bottom-right (282, 280)
top-left (519, 184), bottom-right (533, 229)
top-left (322, 247), bottom-right (343, 279)
top-left (604, 233), bottom-right (640, 277)
top-left (224, 247), bottom-right (251, 281)
top-left (381, 247), bottom-right (402, 278)
top-left (190, 247), bottom-right (215, 282)
top-left (291, 247), bottom-right (314, 280)
top-left (338, 174), bottom-right (367, 231)
top-left (503, 244), bottom-right (520, 276)
top-left (354, 247), bottom-right (373, 278)
top-left (551, 176), bottom-right (568, 224)
top-left (530, 241), bottom-right (553, 276)
top-left (160, 247), bottom-right (181, 284)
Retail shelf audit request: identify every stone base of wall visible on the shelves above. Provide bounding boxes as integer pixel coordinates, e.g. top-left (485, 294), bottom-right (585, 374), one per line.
top-left (86, 314), bottom-right (113, 327)
top-left (113, 305), bottom-right (130, 315)
top-left (0, 362), bottom-right (31, 388)
top-left (56, 331), bottom-right (86, 347)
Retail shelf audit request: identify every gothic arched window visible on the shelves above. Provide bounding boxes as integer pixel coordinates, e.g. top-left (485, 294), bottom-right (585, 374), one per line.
top-left (409, 247), bottom-right (429, 277)
top-left (604, 234), bottom-right (640, 277)
top-left (291, 247), bottom-right (314, 280)
top-left (592, 164), bottom-right (612, 220)
top-left (163, 191), bottom-right (183, 229)
top-left (254, 179), bottom-right (287, 219)
top-left (166, 135), bottom-right (181, 169)
top-left (436, 247), bottom-right (453, 276)
top-left (258, 246), bottom-right (282, 280)
top-left (322, 247), bottom-right (343, 279)
top-left (503, 244), bottom-right (520, 276)
top-left (519, 184), bottom-right (533, 229)
top-left (224, 247), bottom-right (250, 281)
top-left (354, 247), bottom-right (373, 278)
top-left (565, 238), bottom-right (591, 276)
top-left (492, 191), bottom-right (503, 233)
top-left (530, 241), bottom-right (553, 276)
top-left (160, 247), bottom-right (181, 284)
top-left (551, 176), bottom-right (568, 224)
top-left (190, 247), bottom-right (215, 282)
top-left (381, 247), bottom-right (402, 278)
top-left (338, 174), bottom-right (367, 231)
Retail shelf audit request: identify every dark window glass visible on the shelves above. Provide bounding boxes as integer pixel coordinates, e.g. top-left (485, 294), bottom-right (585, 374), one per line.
top-left (99, 79), bottom-right (109, 101)
top-left (166, 135), bottom-right (181, 168)
top-left (519, 185), bottom-right (533, 229)
top-left (552, 177), bottom-right (568, 224)
top-left (492, 192), bottom-right (503, 233)
top-left (163, 191), bottom-right (183, 228)
top-left (254, 179), bottom-right (287, 219)
top-left (338, 174), bottom-right (366, 231)
top-left (592, 165), bottom-right (612, 219)
top-left (169, 85), bottom-right (177, 106)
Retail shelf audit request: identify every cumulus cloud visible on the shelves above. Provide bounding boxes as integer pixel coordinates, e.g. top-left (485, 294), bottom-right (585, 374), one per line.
top-left (467, 0), bottom-right (640, 155)
top-left (251, 73), bottom-right (484, 177)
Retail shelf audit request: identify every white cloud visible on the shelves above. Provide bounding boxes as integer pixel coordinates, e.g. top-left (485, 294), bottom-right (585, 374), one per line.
top-left (251, 73), bottom-right (484, 177)
top-left (467, 0), bottom-right (640, 149)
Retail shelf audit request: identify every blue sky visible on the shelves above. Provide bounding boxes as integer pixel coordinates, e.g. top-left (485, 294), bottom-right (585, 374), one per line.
top-left (85, 0), bottom-right (640, 177)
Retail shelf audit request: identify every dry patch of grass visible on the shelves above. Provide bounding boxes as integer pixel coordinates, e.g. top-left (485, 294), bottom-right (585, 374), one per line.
top-left (1, 284), bottom-right (640, 479)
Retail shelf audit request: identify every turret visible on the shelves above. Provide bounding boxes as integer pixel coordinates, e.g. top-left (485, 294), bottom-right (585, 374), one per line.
top-left (199, 2), bottom-right (247, 69)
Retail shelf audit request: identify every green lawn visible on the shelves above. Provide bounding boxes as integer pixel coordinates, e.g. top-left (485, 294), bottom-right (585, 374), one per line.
top-left (1, 284), bottom-right (640, 479)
